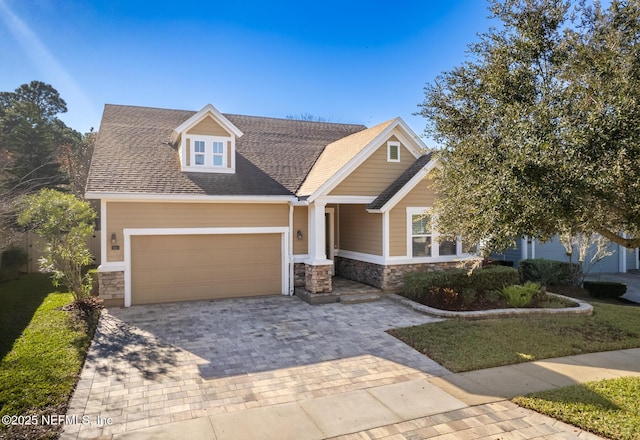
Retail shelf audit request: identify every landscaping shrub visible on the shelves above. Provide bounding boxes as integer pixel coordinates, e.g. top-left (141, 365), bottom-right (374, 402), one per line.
top-left (0, 247), bottom-right (28, 281)
top-left (583, 281), bottom-right (627, 299)
top-left (470, 265), bottom-right (520, 291)
top-left (403, 266), bottom-right (519, 301)
top-left (519, 258), bottom-right (581, 286)
top-left (500, 281), bottom-right (541, 307)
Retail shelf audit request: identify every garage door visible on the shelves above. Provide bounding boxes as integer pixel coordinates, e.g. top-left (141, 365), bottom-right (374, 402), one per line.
top-left (131, 233), bottom-right (282, 305)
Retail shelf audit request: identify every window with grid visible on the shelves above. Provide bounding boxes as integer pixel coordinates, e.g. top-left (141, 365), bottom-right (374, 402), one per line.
top-left (194, 140), bottom-right (205, 165)
top-left (212, 141), bottom-right (224, 167)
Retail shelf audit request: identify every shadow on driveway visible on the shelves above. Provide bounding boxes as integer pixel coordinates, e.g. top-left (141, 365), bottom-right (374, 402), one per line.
top-left (107, 295), bottom-right (447, 379)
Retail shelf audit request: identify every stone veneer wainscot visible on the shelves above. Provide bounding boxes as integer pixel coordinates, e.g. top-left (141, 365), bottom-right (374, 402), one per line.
top-left (335, 256), bottom-right (472, 291)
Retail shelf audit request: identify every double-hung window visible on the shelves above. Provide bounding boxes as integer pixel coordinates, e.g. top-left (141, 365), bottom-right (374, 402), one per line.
top-left (212, 141), bottom-right (224, 167)
top-left (408, 207), bottom-right (476, 259)
top-left (190, 136), bottom-right (227, 169)
top-left (194, 140), bottom-right (205, 165)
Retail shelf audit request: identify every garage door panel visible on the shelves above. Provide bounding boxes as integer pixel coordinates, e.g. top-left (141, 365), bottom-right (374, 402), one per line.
top-left (131, 233), bottom-right (282, 305)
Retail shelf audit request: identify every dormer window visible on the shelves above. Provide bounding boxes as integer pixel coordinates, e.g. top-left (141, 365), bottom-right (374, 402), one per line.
top-left (172, 103), bottom-right (243, 174)
top-left (194, 140), bottom-right (205, 165)
top-left (187, 135), bottom-right (229, 170)
top-left (212, 141), bottom-right (224, 166)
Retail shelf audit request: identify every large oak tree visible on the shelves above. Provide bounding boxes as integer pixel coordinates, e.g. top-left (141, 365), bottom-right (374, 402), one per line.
top-left (419, 0), bottom-right (640, 253)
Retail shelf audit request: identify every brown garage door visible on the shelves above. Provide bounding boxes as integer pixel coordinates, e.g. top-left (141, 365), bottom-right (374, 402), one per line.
top-left (131, 233), bottom-right (282, 305)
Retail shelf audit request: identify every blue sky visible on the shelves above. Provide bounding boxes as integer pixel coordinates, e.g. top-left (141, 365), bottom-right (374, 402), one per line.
top-left (0, 0), bottom-right (491, 145)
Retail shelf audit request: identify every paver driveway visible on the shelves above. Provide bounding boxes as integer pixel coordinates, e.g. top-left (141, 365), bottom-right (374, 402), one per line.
top-left (64, 296), bottom-right (447, 438)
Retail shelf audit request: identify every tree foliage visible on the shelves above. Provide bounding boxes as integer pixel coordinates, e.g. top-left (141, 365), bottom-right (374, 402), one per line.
top-left (0, 81), bottom-right (94, 250)
top-left (419, 0), bottom-right (640, 252)
top-left (16, 189), bottom-right (96, 302)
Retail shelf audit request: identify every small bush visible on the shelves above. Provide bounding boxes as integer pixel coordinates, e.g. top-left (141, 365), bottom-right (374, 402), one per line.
top-left (470, 265), bottom-right (520, 291)
top-left (583, 281), bottom-right (627, 299)
top-left (519, 259), bottom-right (581, 286)
top-left (500, 281), bottom-right (541, 308)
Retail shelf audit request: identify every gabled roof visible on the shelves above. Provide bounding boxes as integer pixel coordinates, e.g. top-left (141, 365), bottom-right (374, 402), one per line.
top-left (296, 119), bottom-right (395, 197)
top-left (297, 117), bottom-right (429, 200)
top-left (86, 104), bottom-right (366, 197)
top-left (171, 103), bottom-right (243, 143)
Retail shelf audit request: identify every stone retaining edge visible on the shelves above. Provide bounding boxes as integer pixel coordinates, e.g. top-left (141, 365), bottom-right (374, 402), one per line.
top-left (387, 292), bottom-right (593, 319)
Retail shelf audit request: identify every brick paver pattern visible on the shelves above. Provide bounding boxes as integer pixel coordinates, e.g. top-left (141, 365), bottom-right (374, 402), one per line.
top-left (66, 296), bottom-right (446, 438)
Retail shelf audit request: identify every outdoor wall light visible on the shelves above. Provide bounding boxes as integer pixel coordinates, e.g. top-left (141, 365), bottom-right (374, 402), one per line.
top-left (297, 230), bottom-right (303, 240)
top-left (111, 233), bottom-right (117, 245)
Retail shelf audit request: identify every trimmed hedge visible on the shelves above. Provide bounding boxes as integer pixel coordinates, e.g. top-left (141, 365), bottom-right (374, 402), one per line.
top-left (583, 281), bottom-right (627, 299)
top-left (518, 258), bottom-right (581, 286)
top-left (403, 265), bottom-right (519, 301)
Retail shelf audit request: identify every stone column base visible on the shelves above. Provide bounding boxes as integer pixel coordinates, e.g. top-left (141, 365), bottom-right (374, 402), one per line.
top-left (98, 270), bottom-right (125, 307)
top-left (304, 263), bottom-right (332, 293)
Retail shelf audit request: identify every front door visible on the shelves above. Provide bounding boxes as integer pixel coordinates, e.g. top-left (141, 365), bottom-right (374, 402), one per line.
top-left (325, 208), bottom-right (335, 275)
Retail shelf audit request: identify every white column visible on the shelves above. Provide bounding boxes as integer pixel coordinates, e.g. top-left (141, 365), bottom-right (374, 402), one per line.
top-left (521, 236), bottom-right (528, 261)
top-left (307, 201), bottom-right (329, 264)
top-left (620, 243), bottom-right (627, 273)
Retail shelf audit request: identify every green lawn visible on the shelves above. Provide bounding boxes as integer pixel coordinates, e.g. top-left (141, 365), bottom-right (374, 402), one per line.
top-left (0, 273), bottom-right (99, 439)
top-left (514, 377), bottom-right (640, 440)
top-left (388, 302), bottom-right (640, 372)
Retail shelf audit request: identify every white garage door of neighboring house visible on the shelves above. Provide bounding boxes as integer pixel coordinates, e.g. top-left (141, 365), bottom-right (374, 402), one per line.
top-left (131, 233), bottom-right (282, 305)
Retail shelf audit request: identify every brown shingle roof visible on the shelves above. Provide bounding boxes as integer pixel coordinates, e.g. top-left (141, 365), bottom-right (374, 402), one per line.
top-left (367, 153), bottom-right (434, 210)
top-left (86, 104), bottom-right (367, 196)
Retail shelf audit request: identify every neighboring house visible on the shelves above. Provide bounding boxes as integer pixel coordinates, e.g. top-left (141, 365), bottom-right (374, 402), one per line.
top-left (85, 103), bottom-right (476, 307)
top-left (492, 235), bottom-right (639, 274)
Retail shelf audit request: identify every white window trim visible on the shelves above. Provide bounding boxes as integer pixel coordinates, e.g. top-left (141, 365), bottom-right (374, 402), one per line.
top-left (387, 141), bottom-right (400, 163)
top-left (406, 207), bottom-right (476, 261)
top-left (183, 134), bottom-right (234, 173)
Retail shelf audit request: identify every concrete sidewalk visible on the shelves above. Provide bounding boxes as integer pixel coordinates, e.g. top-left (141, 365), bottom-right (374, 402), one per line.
top-left (96, 348), bottom-right (640, 440)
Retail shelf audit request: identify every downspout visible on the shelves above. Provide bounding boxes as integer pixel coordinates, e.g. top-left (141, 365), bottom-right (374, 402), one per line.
top-left (289, 204), bottom-right (294, 295)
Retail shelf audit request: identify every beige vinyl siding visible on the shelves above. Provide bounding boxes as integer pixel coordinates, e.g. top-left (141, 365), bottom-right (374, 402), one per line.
top-left (293, 205), bottom-right (308, 255)
top-left (389, 178), bottom-right (437, 256)
top-left (187, 115), bottom-right (231, 136)
top-left (329, 136), bottom-right (413, 196)
top-left (185, 138), bottom-right (190, 166)
top-left (131, 233), bottom-right (281, 304)
top-left (106, 202), bottom-right (289, 262)
top-left (338, 204), bottom-right (382, 256)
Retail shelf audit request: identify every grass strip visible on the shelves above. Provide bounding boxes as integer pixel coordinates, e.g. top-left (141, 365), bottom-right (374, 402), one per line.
top-left (0, 274), bottom-right (99, 439)
top-left (388, 303), bottom-right (640, 372)
top-left (514, 377), bottom-right (640, 440)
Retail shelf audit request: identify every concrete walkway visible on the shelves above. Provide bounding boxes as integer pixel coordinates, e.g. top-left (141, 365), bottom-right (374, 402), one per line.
top-left (62, 296), bottom-right (640, 440)
top-left (67, 348), bottom-right (640, 440)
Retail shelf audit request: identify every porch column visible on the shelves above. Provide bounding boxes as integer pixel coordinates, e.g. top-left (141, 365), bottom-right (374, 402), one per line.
top-left (308, 201), bottom-right (327, 262)
top-left (304, 201), bottom-right (332, 294)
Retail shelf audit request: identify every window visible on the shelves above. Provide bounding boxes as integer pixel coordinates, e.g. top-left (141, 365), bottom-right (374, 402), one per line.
top-left (408, 208), bottom-right (476, 259)
top-left (212, 141), bottom-right (224, 167)
top-left (411, 213), bottom-right (432, 257)
top-left (194, 140), bottom-right (205, 165)
top-left (387, 141), bottom-right (400, 162)
top-left (189, 137), bottom-right (227, 168)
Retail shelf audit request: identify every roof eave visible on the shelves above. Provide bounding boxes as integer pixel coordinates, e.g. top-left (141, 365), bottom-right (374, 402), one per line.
top-left (370, 157), bottom-right (440, 213)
